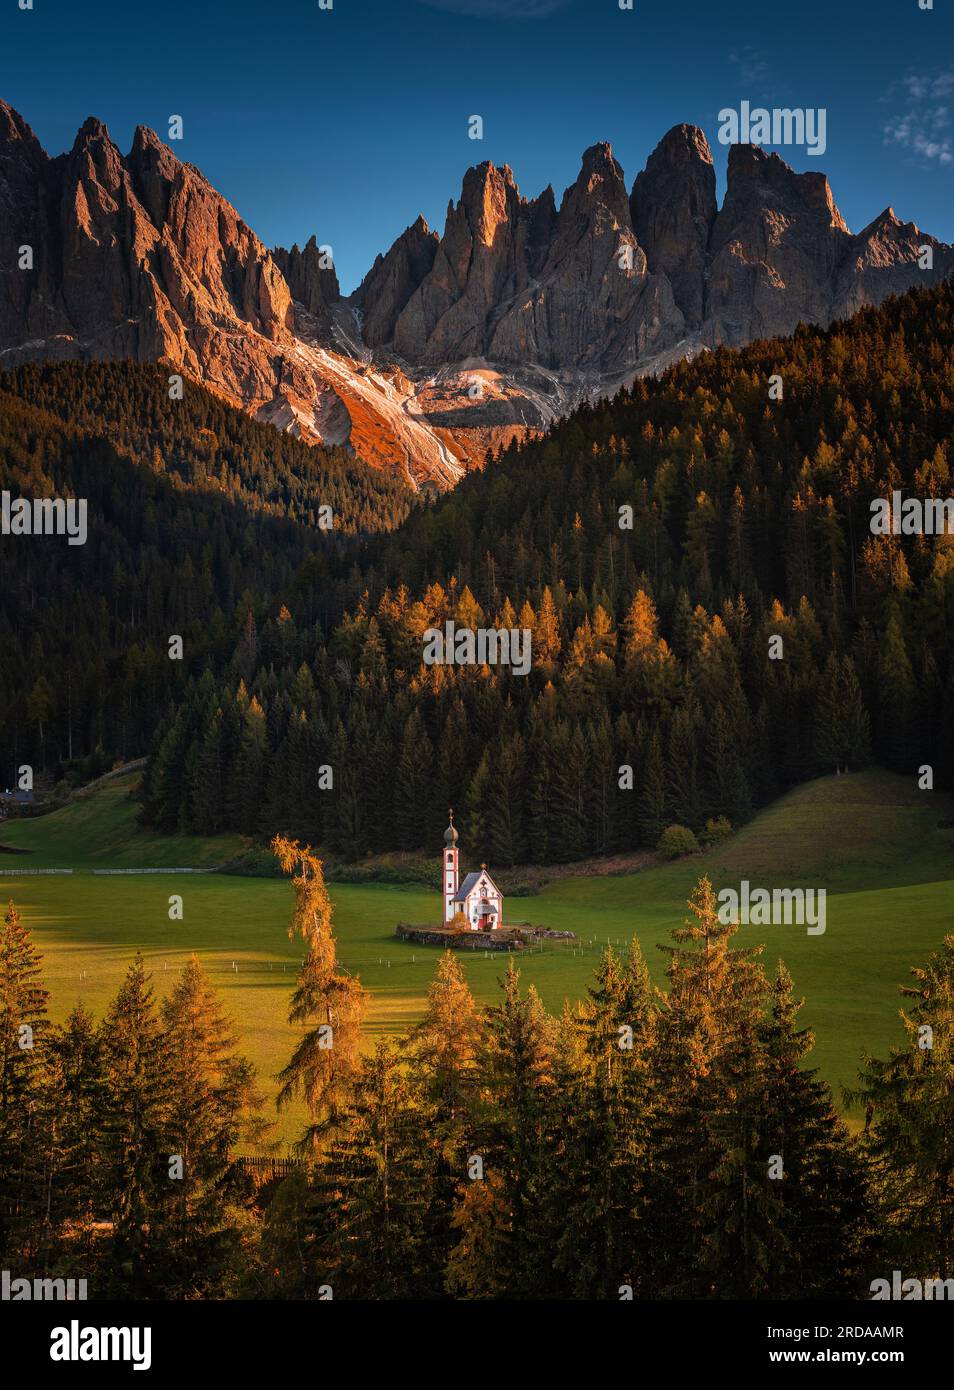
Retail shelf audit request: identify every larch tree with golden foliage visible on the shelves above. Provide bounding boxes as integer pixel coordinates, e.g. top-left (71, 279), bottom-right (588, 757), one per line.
top-left (272, 837), bottom-right (367, 1153)
top-left (0, 901), bottom-right (50, 1263)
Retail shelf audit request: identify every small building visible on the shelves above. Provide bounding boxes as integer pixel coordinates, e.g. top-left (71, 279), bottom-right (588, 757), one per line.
top-left (0, 790), bottom-right (35, 819)
top-left (442, 810), bottom-right (503, 931)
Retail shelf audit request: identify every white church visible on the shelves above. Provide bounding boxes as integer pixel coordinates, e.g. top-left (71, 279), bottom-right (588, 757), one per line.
top-left (442, 810), bottom-right (503, 931)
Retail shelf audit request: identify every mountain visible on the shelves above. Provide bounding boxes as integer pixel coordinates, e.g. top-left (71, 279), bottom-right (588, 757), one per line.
top-left (0, 102), bottom-right (467, 488)
top-left (2, 98), bottom-right (952, 489)
top-left (4, 270), bottom-right (953, 840)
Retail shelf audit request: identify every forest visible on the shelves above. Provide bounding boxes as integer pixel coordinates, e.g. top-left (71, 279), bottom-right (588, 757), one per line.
top-left (0, 363), bottom-right (410, 786)
top-left (141, 282), bottom-right (954, 863)
top-left (2, 283), bottom-right (953, 858)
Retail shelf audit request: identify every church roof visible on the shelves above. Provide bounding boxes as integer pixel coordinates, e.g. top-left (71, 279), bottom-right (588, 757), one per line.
top-left (453, 870), bottom-right (500, 902)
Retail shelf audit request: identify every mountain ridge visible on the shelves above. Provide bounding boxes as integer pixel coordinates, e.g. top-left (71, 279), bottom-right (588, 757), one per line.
top-left (2, 98), bottom-right (952, 489)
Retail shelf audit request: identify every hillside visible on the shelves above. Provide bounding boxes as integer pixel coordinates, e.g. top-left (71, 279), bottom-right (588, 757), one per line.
top-left (0, 771), bottom-right (245, 869)
top-left (0, 360), bottom-right (413, 531)
top-left (141, 280), bottom-right (954, 862)
top-left (0, 364), bottom-right (409, 789)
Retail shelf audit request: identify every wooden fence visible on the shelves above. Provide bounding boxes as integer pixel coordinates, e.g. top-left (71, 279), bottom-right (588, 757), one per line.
top-left (234, 1156), bottom-right (304, 1181)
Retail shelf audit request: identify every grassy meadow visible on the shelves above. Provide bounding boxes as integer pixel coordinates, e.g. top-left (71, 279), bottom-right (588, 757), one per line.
top-left (2, 769), bottom-right (952, 1143)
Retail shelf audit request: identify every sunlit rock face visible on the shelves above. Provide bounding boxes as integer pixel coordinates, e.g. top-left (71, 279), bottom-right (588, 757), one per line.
top-left (2, 101), bottom-right (951, 490)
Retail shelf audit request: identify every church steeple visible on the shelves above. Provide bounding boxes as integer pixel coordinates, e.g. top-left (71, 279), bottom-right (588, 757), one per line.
top-left (442, 809), bottom-right (460, 924)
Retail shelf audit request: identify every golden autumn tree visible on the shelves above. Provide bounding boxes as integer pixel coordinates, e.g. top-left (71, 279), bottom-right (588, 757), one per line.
top-left (272, 837), bottom-right (367, 1154)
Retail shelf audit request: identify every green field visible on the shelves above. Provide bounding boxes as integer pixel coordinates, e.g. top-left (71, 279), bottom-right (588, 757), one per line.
top-left (2, 769), bottom-right (952, 1142)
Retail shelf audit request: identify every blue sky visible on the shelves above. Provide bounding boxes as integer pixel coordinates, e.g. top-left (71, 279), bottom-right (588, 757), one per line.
top-left (1, 0), bottom-right (952, 292)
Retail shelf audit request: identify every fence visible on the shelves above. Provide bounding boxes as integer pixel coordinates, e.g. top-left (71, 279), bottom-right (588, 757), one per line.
top-left (235, 1156), bottom-right (304, 1182)
top-left (0, 867), bottom-right (73, 875)
top-left (0, 866), bottom-right (219, 876)
top-left (91, 867), bottom-right (219, 875)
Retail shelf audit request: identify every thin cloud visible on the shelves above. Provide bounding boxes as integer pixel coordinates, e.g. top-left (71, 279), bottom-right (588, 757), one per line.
top-left (881, 68), bottom-right (954, 167)
top-left (728, 45), bottom-right (771, 86)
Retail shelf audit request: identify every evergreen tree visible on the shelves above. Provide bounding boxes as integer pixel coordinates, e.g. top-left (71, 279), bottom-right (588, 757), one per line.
top-left (313, 1042), bottom-right (440, 1299)
top-left (758, 965), bottom-right (873, 1297)
top-left (158, 955), bottom-right (267, 1296)
top-left (0, 901), bottom-right (50, 1264)
top-left (650, 876), bottom-right (767, 1297)
top-left (849, 935), bottom-right (954, 1278)
top-left (446, 964), bottom-right (558, 1298)
top-left (815, 653), bottom-right (871, 773)
top-left (551, 938), bottom-right (658, 1297)
top-left (96, 953), bottom-right (173, 1296)
top-left (42, 1003), bottom-right (105, 1271)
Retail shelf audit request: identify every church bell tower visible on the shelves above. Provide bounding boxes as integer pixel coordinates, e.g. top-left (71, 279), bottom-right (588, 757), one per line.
top-left (443, 809), bottom-right (460, 924)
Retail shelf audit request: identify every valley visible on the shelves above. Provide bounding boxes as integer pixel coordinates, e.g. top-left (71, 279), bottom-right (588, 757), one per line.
top-left (3, 768), bottom-right (951, 1142)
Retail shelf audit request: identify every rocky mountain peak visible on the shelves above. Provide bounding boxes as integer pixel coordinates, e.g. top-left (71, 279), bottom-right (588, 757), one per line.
top-left (458, 160), bottom-right (522, 246)
top-left (128, 124), bottom-right (180, 178)
top-left (705, 143), bottom-right (856, 343)
top-left (725, 142), bottom-right (848, 231)
top-left (272, 233), bottom-right (340, 332)
top-left (631, 123), bottom-right (717, 327)
top-left (650, 122), bottom-right (714, 169)
top-left (579, 140), bottom-right (619, 176)
top-left (0, 99), bottom-right (42, 151)
top-left (71, 116), bottom-right (112, 151)
top-left (572, 142), bottom-right (630, 216)
top-left (350, 214), bottom-right (438, 348)
top-left (1, 100), bottom-right (952, 492)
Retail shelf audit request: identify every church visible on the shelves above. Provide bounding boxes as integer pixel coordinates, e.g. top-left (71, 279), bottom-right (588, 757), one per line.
top-left (442, 810), bottom-right (503, 931)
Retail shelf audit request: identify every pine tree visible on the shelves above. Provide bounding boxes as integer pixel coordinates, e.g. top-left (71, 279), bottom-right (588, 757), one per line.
top-left (0, 900), bottom-right (49, 1125)
top-left (96, 953), bottom-right (173, 1296)
top-left (393, 710), bottom-right (433, 850)
top-left (446, 964), bottom-right (559, 1298)
top-left (638, 731), bottom-right (668, 845)
top-left (0, 901), bottom-right (50, 1264)
top-left (159, 955), bottom-right (267, 1296)
top-left (877, 611), bottom-right (918, 771)
top-left (849, 934), bottom-right (954, 1279)
top-left (815, 653), bottom-right (871, 773)
top-left (667, 702), bottom-right (702, 828)
top-left (551, 938), bottom-right (658, 1297)
top-left (41, 1003), bottom-right (105, 1270)
top-left (409, 952), bottom-right (483, 1128)
top-left (650, 876), bottom-right (768, 1297)
top-left (313, 1042), bottom-right (439, 1298)
top-left (758, 964), bottom-right (873, 1296)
